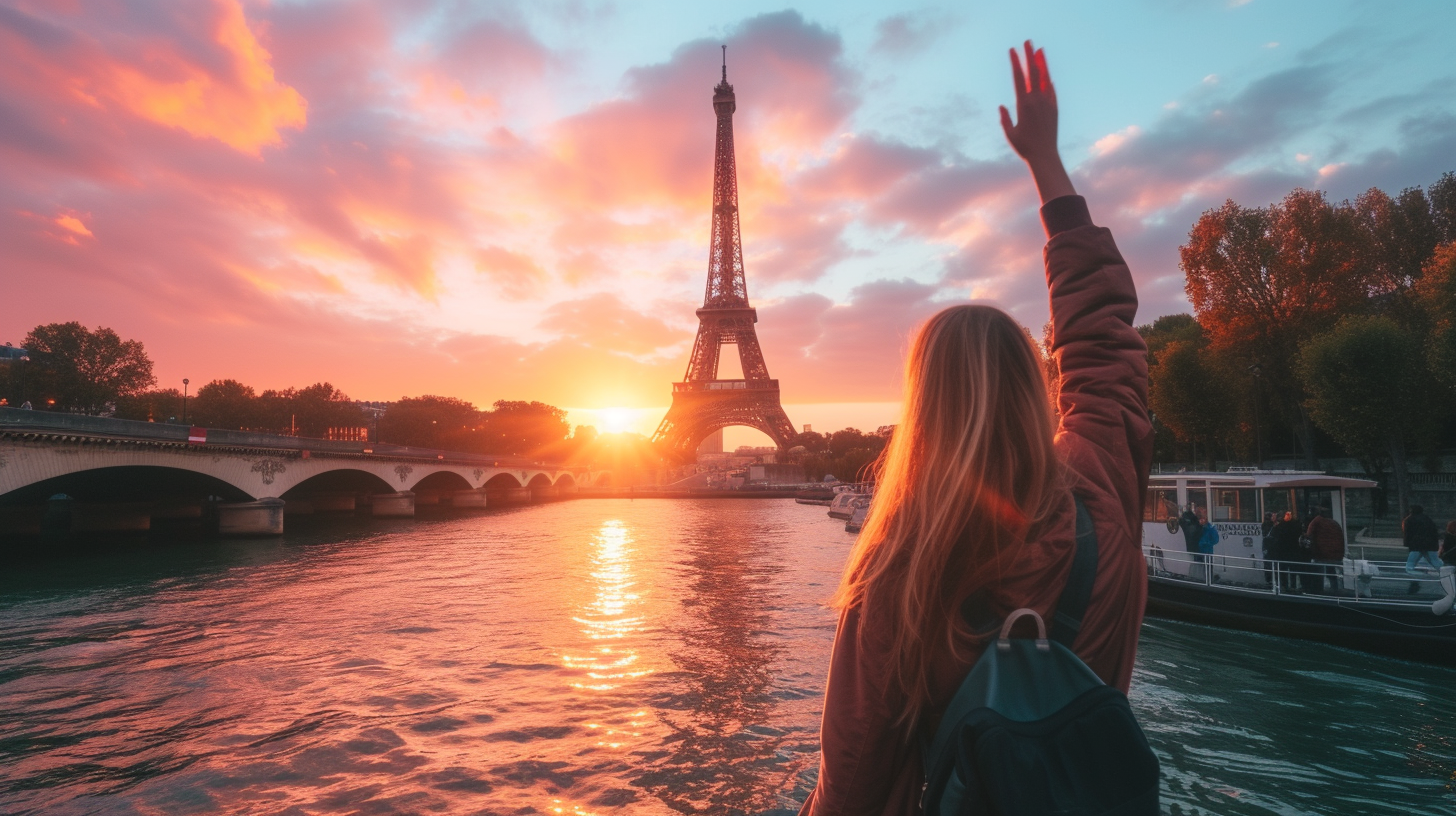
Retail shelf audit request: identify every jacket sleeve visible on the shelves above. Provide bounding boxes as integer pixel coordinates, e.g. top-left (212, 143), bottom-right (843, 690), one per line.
top-left (1043, 196), bottom-right (1154, 539)
top-left (799, 606), bottom-right (909, 816)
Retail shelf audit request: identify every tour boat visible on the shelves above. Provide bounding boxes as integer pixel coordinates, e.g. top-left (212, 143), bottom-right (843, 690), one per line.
top-left (1141, 469), bottom-right (1456, 666)
top-left (827, 488), bottom-right (870, 521)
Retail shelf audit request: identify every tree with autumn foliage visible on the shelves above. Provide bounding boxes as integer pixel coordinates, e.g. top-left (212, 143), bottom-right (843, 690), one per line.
top-left (1417, 241), bottom-right (1456, 393)
top-left (1181, 189), bottom-right (1372, 466)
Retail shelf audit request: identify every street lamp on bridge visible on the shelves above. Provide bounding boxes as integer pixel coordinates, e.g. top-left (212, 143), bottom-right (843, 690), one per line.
top-left (182, 378), bottom-right (190, 424)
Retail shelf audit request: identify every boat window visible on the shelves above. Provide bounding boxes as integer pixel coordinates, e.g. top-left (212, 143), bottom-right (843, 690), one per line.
top-left (1144, 488), bottom-right (1179, 522)
top-left (1263, 487), bottom-right (1338, 524)
top-left (1186, 480), bottom-right (1206, 487)
top-left (1213, 488), bottom-right (1258, 522)
top-left (1186, 487), bottom-right (1209, 522)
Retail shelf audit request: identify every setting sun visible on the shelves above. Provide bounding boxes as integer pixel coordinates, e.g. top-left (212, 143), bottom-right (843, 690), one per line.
top-left (598, 407), bottom-right (636, 433)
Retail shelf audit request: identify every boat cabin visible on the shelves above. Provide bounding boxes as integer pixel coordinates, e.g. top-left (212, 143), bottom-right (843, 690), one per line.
top-left (1142, 469), bottom-right (1376, 584)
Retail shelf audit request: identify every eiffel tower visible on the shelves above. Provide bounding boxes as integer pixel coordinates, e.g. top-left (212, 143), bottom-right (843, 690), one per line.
top-left (653, 48), bottom-right (796, 460)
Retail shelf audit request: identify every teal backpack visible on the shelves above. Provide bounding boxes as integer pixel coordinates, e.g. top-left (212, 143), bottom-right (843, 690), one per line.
top-left (921, 498), bottom-right (1160, 816)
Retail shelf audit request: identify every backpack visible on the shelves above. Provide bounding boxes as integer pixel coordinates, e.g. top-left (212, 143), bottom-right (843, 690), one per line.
top-left (921, 497), bottom-right (1160, 816)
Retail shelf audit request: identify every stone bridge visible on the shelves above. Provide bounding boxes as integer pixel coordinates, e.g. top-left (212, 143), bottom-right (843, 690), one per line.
top-left (0, 408), bottom-right (608, 537)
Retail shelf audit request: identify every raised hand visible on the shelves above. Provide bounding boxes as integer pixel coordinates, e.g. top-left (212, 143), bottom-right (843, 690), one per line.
top-left (999, 41), bottom-right (1075, 205)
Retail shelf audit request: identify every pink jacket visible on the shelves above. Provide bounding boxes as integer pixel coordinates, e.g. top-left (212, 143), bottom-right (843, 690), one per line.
top-left (799, 196), bottom-right (1154, 816)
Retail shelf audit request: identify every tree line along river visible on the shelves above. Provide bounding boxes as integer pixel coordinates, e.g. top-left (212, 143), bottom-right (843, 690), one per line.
top-left (0, 499), bottom-right (1452, 815)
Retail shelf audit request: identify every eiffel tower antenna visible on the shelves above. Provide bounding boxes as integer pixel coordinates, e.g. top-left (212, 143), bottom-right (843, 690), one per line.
top-left (652, 53), bottom-right (796, 460)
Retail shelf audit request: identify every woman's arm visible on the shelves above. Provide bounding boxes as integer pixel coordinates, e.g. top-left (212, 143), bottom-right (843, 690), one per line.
top-left (1001, 41), bottom-right (1153, 533)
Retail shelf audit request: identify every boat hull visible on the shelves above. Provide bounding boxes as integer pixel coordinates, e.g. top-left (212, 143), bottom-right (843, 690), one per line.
top-left (1146, 577), bottom-right (1456, 666)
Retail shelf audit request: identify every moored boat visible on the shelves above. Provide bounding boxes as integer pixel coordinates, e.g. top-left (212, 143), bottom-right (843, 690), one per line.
top-left (1141, 469), bottom-right (1456, 666)
top-left (827, 490), bottom-right (869, 521)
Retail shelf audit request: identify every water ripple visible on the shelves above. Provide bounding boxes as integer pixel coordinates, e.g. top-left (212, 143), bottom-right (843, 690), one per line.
top-left (1, 500), bottom-right (1453, 814)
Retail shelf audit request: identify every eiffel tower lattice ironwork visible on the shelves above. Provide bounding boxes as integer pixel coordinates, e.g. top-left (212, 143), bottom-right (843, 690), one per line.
top-left (653, 48), bottom-right (796, 460)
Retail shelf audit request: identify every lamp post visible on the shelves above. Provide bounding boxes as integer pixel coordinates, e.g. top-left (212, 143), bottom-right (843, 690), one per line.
top-left (182, 378), bottom-right (190, 424)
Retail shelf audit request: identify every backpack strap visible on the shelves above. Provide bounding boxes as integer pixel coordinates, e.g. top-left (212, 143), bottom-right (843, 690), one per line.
top-left (1050, 495), bottom-right (1099, 646)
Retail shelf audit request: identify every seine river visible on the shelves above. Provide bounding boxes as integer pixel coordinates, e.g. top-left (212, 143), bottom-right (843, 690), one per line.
top-left (1, 499), bottom-right (1453, 815)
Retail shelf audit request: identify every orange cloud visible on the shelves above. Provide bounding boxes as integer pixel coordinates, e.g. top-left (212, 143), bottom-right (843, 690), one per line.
top-left (476, 245), bottom-right (548, 301)
top-left (103, 0), bottom-right (306, 155)
top-left (54, 213), bottom-right (92, 237)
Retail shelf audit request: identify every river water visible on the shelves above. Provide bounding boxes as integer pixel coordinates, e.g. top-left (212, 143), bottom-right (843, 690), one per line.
top-left (0, 499), bottom-right (1452, 815)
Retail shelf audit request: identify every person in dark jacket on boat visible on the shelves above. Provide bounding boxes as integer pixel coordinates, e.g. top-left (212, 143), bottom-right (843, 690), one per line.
top-left (1270, 512), bottom-right (1304, 592)
top-left (1178, 504), bottom-right (1202, 553)
top-left (1306, 509), bottom-right (1344, 594)
top-left (1404, 505), bottom-right (1441, 574)
top-left (1261, 512), bottom-right (1276, 588)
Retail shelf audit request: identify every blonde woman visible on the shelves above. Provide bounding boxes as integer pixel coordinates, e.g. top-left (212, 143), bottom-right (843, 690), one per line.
top-left (799, 42), bottom-right (1152, 815)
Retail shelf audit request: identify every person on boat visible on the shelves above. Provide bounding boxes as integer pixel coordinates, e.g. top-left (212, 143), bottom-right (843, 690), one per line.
top-left (1260, 512), bottom-right (1277, 588)
top-left (797, 41), bottom-right (1152, 816)
top-left (1438, 520), bottom-right (1456, 615)
top-left (1403, 505), bottom-right (1441, 575)
top-left (1270, 511), bottom-right (1304, 592)
top-left (1178, 504), bottom-right (1202, 556)
top-left (1305, 508), bottom-right (1345, 594)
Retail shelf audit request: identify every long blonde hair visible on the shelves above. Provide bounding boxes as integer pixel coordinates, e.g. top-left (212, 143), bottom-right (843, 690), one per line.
top-left (832, 305), bottom-right (1061, 732)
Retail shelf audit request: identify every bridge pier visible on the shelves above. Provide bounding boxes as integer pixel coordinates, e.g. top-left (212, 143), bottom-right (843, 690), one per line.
top-left (284, 500), bottom-right (314, 516)
top-left (532, 486), bottom-right (559, 502)
top-left (449, 489), bottom-right (488, 508)
top-left (371, 491), bottom-right (415, 518)
top-left (217, 498), bottom-right (285, 537)
top-left (491, 487), bottom-right (533, 505)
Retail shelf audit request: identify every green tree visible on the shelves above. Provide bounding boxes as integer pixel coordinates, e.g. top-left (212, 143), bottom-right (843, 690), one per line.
top-left (1299, 316), bottom-right (1435, 517)
top-left (192, 379), bottom-right (258, 429)
top-left (1147, 340), bottom-right (1238, 469)
top-left (22, 322), bottom-right (156, 410)
top-left (114, 388), bottom-right (183, 422)
top-left (377, 395), bottom-right (481, 449)
top-left (1430, 171), bottom-right (1456, 245)
top-left (256, 383), bottom-right (365, 437)
top-left (1355, 186), bottom-right (1438, 295)
top-left (479, 400), bottom-right (571, 456)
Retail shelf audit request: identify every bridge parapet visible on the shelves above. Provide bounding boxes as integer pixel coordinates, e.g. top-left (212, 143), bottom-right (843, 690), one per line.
top-left (0, 407), bottom-right (601, 505)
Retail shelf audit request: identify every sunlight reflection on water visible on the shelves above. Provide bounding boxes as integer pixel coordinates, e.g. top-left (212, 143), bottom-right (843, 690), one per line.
top-left (0, 499), bottom-right (1452, 815)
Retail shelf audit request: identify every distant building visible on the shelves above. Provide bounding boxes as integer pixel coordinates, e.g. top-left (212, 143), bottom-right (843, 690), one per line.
top-left (697, 428), bottom-right (724, 455)
top-left (0, 344), bottom-right (27, 361)
top-left (735, 445), bottom-right (777, 463)
top-left (747, 463), bottom-right (805, 486)
top-left (803, 424), bottom-right (812, 433)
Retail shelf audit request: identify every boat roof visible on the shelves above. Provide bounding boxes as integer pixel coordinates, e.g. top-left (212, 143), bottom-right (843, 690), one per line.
top-left (1146, 469), bottom-right (1377, 489)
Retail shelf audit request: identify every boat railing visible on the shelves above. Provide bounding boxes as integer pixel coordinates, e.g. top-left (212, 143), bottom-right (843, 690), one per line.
top-left (1142, 546), bottom-right (1446, 606)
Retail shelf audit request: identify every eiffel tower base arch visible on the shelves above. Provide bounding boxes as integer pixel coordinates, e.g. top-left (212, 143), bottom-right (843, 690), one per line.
top-left (654, 387), bottom-right (796, 462)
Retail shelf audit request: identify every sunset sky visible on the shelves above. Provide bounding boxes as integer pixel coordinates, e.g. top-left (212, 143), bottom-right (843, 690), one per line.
top-left (3, 0), bottom-right (1453, 445)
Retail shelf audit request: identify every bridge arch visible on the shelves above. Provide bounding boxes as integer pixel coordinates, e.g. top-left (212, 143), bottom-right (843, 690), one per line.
top-left (0, 465), bottom-right (254, 506)
top-left (483, 473), bottom-right (523, 489)
top-left (410, 470), bottom-right (474, 493)
top-left (280, 469), bottom-right (394, 499)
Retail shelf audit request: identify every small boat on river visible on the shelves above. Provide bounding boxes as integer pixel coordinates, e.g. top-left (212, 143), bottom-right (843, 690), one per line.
top-left (1141, 469), bottom-right (1456, 666)
top-left (827, 488), bottom-right (870, 521)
